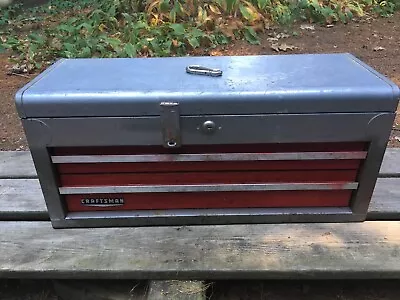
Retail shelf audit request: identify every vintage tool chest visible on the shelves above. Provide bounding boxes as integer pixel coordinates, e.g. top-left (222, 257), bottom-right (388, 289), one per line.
top-left (15, 53), bottom-right (400, 228)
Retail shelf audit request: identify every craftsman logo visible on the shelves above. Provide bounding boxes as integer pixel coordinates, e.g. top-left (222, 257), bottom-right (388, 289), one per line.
top-left (81, 198), bottom-right (125, 207)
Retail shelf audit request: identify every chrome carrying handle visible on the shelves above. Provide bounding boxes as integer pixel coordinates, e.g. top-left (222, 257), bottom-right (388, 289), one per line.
top-left (186, 65), bottom-right (223, 77)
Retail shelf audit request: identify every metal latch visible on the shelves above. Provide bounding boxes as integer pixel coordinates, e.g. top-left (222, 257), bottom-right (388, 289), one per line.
top-left (160, 102), bottom-right (181, 148)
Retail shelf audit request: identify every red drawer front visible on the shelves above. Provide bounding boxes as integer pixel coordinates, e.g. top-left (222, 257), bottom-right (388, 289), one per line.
top-left (51, 142), bottom-right (367, 212)
top-left (59, 170), bottom-right (358, 186)
top-left (65, 190), bottom-right (352, 212)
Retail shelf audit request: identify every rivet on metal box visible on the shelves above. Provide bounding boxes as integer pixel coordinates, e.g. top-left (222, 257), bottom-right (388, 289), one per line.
top-left (15, 53), bottom-right (400, 229)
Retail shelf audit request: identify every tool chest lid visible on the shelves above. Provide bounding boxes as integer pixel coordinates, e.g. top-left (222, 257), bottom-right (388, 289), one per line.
top-left (15, 53), bottom-right (400, 118)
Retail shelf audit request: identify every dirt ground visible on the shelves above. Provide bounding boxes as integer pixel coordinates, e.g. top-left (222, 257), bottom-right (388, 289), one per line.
top-left (1, 12), bottom-right (400, 150)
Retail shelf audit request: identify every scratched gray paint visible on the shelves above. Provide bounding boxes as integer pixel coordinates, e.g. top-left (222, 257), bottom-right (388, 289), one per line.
top-left (15, 53), bottom-right (400, 118)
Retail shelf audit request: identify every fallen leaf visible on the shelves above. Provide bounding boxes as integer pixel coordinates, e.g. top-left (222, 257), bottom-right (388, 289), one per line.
top-left (208, 4), bottom-right (221, 15)
top-left (373, 46), bottom-right (385, 51)
top-left (300, 24), bottom-right (315, 30)
top-left (276, 32), bottom-right (289, 39)
top-left (271, 43), bottom-right (298, 52)
top-left (267, 37), bottom-right (279, 42)
top-left (50, 38), bottom-right (62, 50)
top-left (172, 39), bottom-right (179, 47)
top-left (270, 43), bottom-right (280, 52)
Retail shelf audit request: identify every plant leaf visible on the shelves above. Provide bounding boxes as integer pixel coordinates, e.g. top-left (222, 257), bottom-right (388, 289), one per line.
top-left (225, 0), bottom-right (237, 14)
top-left (169, 10), bottom-right (177, 22)
top-left (159, 0), bottom-right (170, 13)
top-left (169, 23), bottom-right (185, 35)
top-left (257, 0), bottom-right (269, 10)
top-left (209, 4), bottom-right (222, 14)
top-left (28, 33), bottom-right (46, 45)
top-left (243, 26), bottom-right (260, 44)
top-left (63, 42), bottom-right (75, 52)
top-left (188, 37), bottom-right (200, 48)
top-left (124, 43), bottom-right (137, 57)
top-left (239, 4), bottom-right (257, 21)
top-left (80, 46), bottom-right (91, 57)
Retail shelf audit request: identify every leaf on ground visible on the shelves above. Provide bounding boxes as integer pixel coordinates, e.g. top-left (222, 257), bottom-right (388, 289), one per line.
top-left (267, 37), bottom-right (279, 42)
top-left (50, 38), bottom-right (62, 50)
top-left (271, 43), bottom-right (298, 52)
top-left (275, 32), bottom-right (290, 38)
top-left (373, 46), bottom-right (385, 51)
top-left (300, 24), bottom-right (315, 30)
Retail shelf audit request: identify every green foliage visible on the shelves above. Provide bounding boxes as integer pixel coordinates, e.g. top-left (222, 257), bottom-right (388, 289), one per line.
top-left (0, 3), bottom-right (23, 26)
top-left (1, 0), bottom-right (399, 71)
top-left (1, 5), bottom-right (220, 68)
top-left (369, 0), bottom-right (400, 16)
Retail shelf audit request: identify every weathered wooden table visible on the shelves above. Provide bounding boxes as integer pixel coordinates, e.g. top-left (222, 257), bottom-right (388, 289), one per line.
top-left (1, 150), bottom-right (400, 298)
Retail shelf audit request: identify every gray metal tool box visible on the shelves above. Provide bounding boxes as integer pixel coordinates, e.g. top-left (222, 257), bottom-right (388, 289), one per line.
top-left (15, 53), bottom-right (400, 229)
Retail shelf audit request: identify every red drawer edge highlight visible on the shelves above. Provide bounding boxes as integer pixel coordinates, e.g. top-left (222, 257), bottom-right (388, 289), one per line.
top-left (65, 190), bottom-right (352, 212)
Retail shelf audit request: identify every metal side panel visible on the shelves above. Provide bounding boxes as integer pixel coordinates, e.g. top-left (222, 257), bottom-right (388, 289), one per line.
top-left (350, 112), bottom-right (396, 215)
top-left (23, 113), bottom-right (392, 147)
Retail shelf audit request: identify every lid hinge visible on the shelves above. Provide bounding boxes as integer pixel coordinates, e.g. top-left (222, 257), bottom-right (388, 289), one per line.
top-left (160, 102), bottom-right (181, 148)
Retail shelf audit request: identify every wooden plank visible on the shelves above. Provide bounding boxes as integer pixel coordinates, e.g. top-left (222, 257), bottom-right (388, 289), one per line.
top-left (367, 178), bottom-right (400, 220)
top-left (0, 151), bottom-right (36, 178)
top-left (0, 178), bottom-right (398, 221)
top-left (0, 179), bottom-right (48, 220)
top-left (147, 281), bottom-right (206, 300)
top-left (380, 148), bottom-right (400, 177)
top-left (0, 149), bottom-right (399, 178)
top-left (0, 221), bottom-right (400, 279)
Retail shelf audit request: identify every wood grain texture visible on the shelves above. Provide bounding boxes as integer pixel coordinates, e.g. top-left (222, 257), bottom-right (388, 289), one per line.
top-left (0, 178), bottom-right (398, 220)
top-left (147, 281), bottom-right (206, 300)
top-left (367, 178), bottom-right (400, 220)
top-left (380, 148), bottom-right (400, 177)
top-left (0, 149), bottom-right (399, 178)
top-left (0, 221), bottom-right (400, 279)
top-left (0, 151), bottom-right (36, 178)
top-left (0, 179), bottom-right (48, 220)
